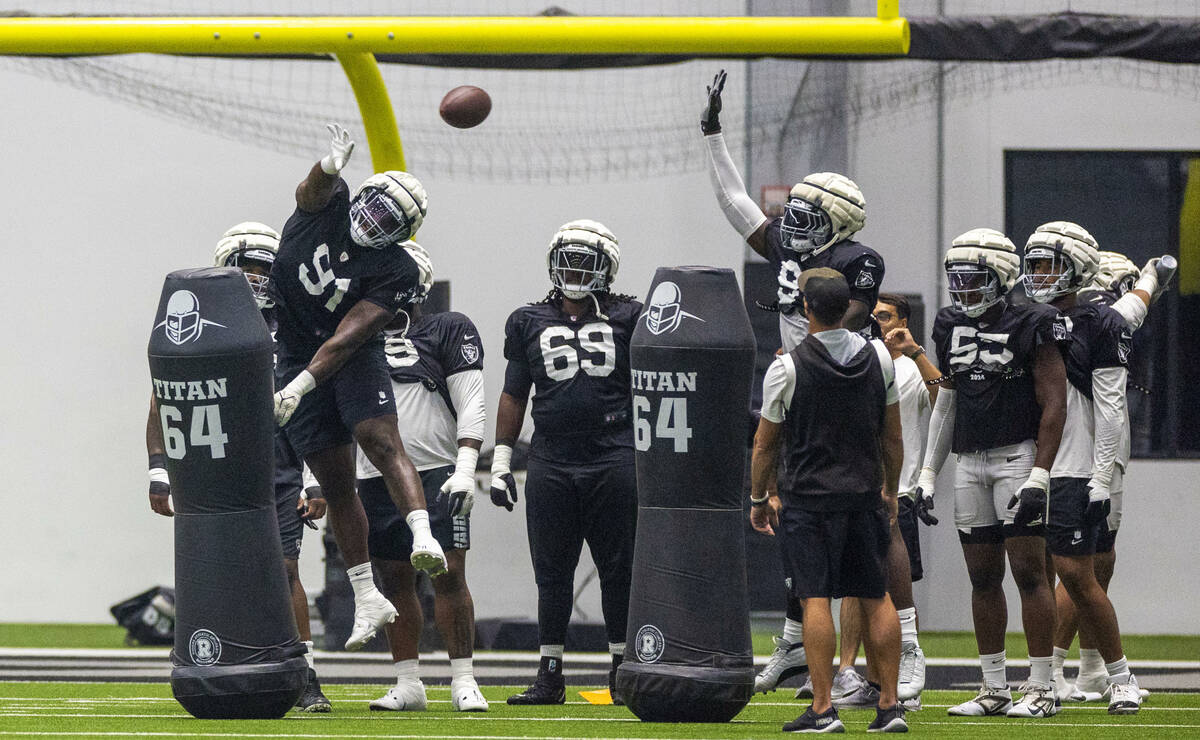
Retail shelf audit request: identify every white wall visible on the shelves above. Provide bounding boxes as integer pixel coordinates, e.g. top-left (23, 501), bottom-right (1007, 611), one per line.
top-left (0, 65), bottom-right (740, 623)
top-left (849, 72), bottom-right (1200, 632)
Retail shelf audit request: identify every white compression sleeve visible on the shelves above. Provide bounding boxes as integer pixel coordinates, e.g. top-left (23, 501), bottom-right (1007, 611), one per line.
top-left (1110, 292), bottom-right (1148, 332)
top-left (301, 463), bottom-right (318, 491)
top-left (704, 132), bottom-right (768, 239)
top-left (446, 369), bottom-right (486, 442)
top-left (921, 387), bottom-right (956, 474)
top-left (1091, 366), bottom-right (1128, 487)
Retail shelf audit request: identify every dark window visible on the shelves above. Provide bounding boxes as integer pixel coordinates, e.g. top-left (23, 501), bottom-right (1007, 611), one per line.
top-left (1006, 150), bottom-right (1200, 458)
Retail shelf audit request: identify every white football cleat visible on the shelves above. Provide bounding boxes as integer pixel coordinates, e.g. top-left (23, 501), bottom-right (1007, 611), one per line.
top-left (897, 642), bottom-right (926, 701)
top-left (410, 535), bottom-right (448, 577)
top-left (1077, 670), bottom-right (1149, 701)
top-left (947, 685), bottom-right (1012, 716)
top-left (754, 636), bottom-right (808, 693)
top-left (1006, 682), bottom-right (1060, 718)
top-left (1054, 673), bottom-right (1087, 702)
top-left (1108, 674), bottom-right (1143, 715)
top-left (344, 591), bottom-right (398, 651)
top-left (369, 680), bottom-right (428, 711)
top-left (451, 679), bottom-right (490, 712)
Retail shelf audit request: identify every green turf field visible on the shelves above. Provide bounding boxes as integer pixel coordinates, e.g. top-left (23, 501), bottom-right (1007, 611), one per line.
top-left (0, 681), bottom-right (1196, 738)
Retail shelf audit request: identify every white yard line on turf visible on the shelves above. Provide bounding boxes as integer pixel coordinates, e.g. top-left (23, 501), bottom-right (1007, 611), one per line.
top-left (919, 721), bottom-right (1200, 729)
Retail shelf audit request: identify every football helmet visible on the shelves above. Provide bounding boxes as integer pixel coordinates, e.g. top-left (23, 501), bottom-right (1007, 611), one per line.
top-left (780, 172), bottom-right (866, 256)
top-left (546, 219), bottom-right (620, 299)
top-left (349, 171), bottom-right (428, 249)
top-left (402, 241), bottom-right (434, 304)
top-left (944, 228), bottom-right (1020, 318)
top-left (1091, 250), bottom-right (1140, 295)
top-left (1023, 221), bottom-right (1101, 303)
top-left (213, 221), bottom-right (279, 309)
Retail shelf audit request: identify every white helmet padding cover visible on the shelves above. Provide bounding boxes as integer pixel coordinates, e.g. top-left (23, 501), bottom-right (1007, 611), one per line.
top-left (350, 171), bottom-right (428, 249)
top-left (1023, 220), bottom-right (1101, 303)
top-left (944, 227), bottom-right (1020, 318)
top-left (546, 219), bottom-right (621, 299)
top-left (785, 172), bottom-right (866, 255)
top-left (213, 221), bottom-right (280, 309)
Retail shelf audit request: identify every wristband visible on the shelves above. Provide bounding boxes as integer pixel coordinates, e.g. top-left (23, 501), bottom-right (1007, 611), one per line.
top-left (925, 375), bottom-right (950, 386)
top-left (285, 370), bottom-right (317, 397)
top-left (148, 453), bottom-right (166, 470)
top-left (749, 492), bottom-right (771, 505)
top-left (491, 444), bottom-right (513, 474)
top-left (906, 346), bottom-right (925, 359)
top-left (304, 485), bottom-right (323, 500)
top-left (455, 446), bottom-right (480, 479)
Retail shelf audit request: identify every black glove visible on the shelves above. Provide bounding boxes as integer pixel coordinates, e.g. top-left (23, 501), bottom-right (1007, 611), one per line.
top-left (489, 472), bottom-right (518, 512)
top-left (1008, 487), bottom-right (1048, 529)
top-left (700, 69), bottom-right (726, 135)
top-left (915, 491), bottom-right (939, 527)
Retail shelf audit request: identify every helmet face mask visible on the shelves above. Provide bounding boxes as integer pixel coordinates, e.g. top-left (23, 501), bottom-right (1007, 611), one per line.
top-left (947, 262), bottom-right (1004, 318)
top-left (550, 243), bottom-right (610, 299)
top-left (1023, 246), bottom-right (1077, 303)
top-left (779, 197), bottom-right (833, 254)
top-left (349, 187), bottom-right (414, 248)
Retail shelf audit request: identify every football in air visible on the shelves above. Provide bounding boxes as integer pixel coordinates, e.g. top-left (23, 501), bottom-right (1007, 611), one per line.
top-left (439, 85), bottom-right (492, 129)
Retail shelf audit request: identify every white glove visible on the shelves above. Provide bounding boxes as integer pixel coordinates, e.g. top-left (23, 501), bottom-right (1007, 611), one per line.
top-left (319, 123), bottom-right (355, 175)
top-left (489, 444), bottom-right (519, 512)
top-left (274, 370), bottom-right (315, 427)
top-left (440, 447), bottom-right (479, 517)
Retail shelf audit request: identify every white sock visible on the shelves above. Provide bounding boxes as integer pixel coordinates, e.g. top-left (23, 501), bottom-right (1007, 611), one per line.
top-left (782, 618), bottom-right (804, 645)
top-left (395, 658), bottom-right (420, 684)
top-left (406, 509), bottom-right (433, 539)
top-left (981, 650), bottom-right (1007, 689)
top-left (450, 657), bottom-right (473, 684)
top-left (608, 642), bottom-right (625, 657)
top-left (541, 644), bottom-right (564, 660)
top-left (347, 562), bottom-right (377, 600)
top-left (897, 607), bottom-right (919, 647)
top-left (1080, 648), bottom-right (1105, 676)
top-left (1105, 656), bottom-right (1131, 684)
top-left (1028, 655), bottom-right (1053, 688)
top-left (303, 640), bottom-right (315, 670)
top-left (1051, 646), bottom-right (1068, 679)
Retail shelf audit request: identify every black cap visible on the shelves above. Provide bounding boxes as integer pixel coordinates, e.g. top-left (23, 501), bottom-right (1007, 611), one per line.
top-left (798, 267), bottom-right (850, 323)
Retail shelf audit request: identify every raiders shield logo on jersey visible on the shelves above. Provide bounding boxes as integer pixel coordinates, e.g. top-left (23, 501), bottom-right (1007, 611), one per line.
top-left (461, 342), bottom-right (479, 364)
top-left (855, 270), bottom-right (876, 289)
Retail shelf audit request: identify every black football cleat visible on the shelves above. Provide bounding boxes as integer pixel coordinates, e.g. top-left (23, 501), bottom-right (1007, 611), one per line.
top-left (508, 658), bottom-right (566, 706)
top-left (296, 668), bottom-right (332, 713)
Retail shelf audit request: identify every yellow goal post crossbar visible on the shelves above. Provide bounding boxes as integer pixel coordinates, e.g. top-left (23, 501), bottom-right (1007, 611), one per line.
top-left (0, 12), bottom-right (909, 173)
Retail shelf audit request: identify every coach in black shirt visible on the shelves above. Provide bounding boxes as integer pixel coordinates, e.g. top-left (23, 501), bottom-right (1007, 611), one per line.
top-left (749, 267), bottom-right (906, 734)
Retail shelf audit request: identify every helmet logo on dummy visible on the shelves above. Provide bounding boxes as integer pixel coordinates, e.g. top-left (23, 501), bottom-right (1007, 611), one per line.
top-left (155, 290), bottom-right (226, 345)
top-left (635, 624), bottom-right (665, 663)
top-left (188, 629), bottom-right (222, 666)
top-left (642, 282), bottom-right (705, 336)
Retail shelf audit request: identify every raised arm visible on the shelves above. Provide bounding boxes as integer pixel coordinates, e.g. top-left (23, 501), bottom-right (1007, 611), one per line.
top-left (700, 70), bottom-right (770, 257)
top-left (296, 123), bottom-right (355, 213)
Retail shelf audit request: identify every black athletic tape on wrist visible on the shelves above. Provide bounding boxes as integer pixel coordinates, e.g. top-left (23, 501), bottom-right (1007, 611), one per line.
top-left (148, 453), bottom-right (167, 470)
top-left (305, 486), bottom-right (324, 500)
top-left (149, 481), bottom-right (170, 495)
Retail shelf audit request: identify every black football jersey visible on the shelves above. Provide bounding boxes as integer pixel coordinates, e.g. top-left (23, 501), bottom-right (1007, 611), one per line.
top-left (932, 300), bottom-right (1065, 453)
top-left (270, 178), bottom-right (421, 361)
top-left (260, 307), bottom-right (304, 495)
top-left (382, 311), bottom-right (484, 414)
top-left (1059, 302), bottom-right (1131, 400)
top-left (503, 298), bottom-right (642, 463)
top-left (763, 219), bottom-right (885, 316)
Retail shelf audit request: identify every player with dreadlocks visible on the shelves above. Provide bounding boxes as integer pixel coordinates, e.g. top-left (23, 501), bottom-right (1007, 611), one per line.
top-left (488, 220), bottom-right (642, 706)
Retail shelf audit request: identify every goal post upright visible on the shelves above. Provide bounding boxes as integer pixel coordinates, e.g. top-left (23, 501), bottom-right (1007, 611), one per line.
top-left (0, 14), bottom-right (909, 173)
